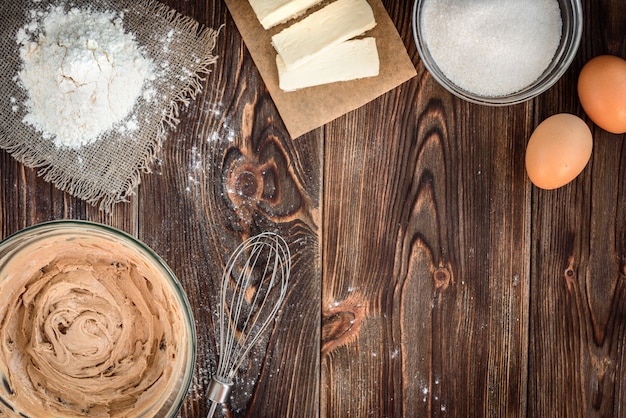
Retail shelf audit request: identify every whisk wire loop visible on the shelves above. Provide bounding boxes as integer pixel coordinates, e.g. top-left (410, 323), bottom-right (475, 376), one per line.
top-left (207, 232), bottom-right (291, 417)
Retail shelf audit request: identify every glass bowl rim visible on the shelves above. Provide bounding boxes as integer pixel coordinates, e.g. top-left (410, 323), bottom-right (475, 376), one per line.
top-left (0, 219), bottom-right (197, 418)
top-left (411, 0), bottom-right (584, 106)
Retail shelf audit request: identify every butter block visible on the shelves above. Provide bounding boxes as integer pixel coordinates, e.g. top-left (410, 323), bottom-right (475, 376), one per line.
top-left (248, 0), bottom-right (324, 30)
top-left (271, 0), bottom-right (377, 71)
top-left (277, 37), bottom-right (379, 91)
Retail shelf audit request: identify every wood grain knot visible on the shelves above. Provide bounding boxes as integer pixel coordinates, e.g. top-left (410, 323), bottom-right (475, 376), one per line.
top-left (433, 267), bottom-right (451, 289)
top-left (234, 170), bottom-right (258, 198)
top-left (563, 256), bottom-right (577, 290)
top-left (226, 162), bottom-right (268, 223)
top-left (564, 267), bottom-right (576, 288)
top-left (223, 138), bottom-right (304, 226)
top-left (322, 296), bottom-right (365, 355)
top-left (226, 161), bottom-right (278, 221)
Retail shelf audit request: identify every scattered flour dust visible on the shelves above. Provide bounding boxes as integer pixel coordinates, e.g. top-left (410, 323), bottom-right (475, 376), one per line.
top-left (16, 5), bottom-right (155, 148)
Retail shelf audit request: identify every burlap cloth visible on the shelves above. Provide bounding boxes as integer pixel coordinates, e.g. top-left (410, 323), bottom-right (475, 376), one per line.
top-left (0, 0), bottom-right (219, 212)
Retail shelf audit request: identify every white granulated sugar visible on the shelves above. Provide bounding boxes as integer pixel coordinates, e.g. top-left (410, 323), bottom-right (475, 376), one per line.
top-left (16, 5), bottom-right (155, 148)
top-left (421, 0), bottom-right (562, 96)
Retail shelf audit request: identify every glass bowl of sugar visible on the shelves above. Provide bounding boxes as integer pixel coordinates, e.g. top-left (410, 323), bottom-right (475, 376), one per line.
top-left (412, 0), bottom-right (583, 106)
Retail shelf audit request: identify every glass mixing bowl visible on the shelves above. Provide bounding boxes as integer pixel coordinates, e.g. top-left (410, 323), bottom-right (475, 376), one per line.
top-left (0, 220), bottom-right (196, 417)
top-left (412, 0), bottom-right (583, 105)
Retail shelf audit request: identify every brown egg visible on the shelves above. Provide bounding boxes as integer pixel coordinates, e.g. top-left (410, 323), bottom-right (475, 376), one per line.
top-left (525, 114), bottom-right (593, 189)
top-left (577, 55), bottom-right (626, 134)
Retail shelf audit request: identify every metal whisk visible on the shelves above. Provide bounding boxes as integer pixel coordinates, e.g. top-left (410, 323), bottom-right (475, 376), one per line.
top-left (206, 232), bottom-right (291, 417)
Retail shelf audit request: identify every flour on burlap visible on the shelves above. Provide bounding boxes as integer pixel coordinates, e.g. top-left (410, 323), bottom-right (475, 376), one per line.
top-left (1, 0), bottom-right (220, 211)
top-left (16, 5), bottom-right (155, 148)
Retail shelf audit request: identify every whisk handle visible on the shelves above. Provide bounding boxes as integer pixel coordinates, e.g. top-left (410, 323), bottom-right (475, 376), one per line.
top-left (206, 375), bottom-right (234, 410)
top-left (207, 401), bottom-right (218, 418)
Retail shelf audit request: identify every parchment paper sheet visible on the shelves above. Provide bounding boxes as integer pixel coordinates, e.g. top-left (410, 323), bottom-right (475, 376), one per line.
top-left (224, 0), bottom-right (417, 139)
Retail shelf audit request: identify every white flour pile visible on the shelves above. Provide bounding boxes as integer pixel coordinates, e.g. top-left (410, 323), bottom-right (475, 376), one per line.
top-left (16, 5), bottom-right (155, 148)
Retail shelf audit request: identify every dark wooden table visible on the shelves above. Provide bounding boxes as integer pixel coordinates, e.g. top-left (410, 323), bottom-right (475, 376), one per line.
top-left (2, 0), bottom-right (626, 416)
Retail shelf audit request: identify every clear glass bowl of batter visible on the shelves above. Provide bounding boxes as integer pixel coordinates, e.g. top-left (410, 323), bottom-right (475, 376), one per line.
top-left (0, 220), bottom-right (196, 417)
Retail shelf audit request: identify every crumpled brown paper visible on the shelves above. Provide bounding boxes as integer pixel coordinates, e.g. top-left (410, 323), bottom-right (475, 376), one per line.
top-left (0, 0), bottom-right (219, 212)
